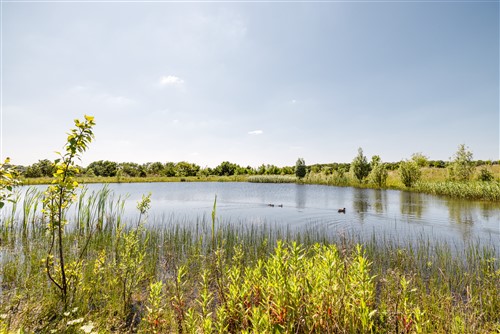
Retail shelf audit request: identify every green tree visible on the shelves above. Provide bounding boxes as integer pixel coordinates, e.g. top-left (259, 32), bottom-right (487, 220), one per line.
top-left (147, 162), bottom-right (165, 176)
top-left (350, 148), bottom-right (371, 183)
top-left (369, 156), bottom-right (388, 187)
top-left (214, 161), bottom-right (239, 176)
top-left (119, 162), bottom-right (141, 177)
top-left (399, 160), bottom-right (421, 188)
top-left (295, 158), bottom-right (307, 178)
top-left (25, 163), bottom-right (42, 178)
top-left (282, 166), bottom-right (294, 175)
top-left (87, 160), bottom-right (118, 177)
top-left (411, 152), bottom-right (429, 167)
top-left (265, 164), bottom-right (281, 175)
top-left (448, 144), bottom-right (474, 181)
top-left (24, 159), bottom-right (55, 178)
top-left (164, 162), bottom-right (177, 177)
top-left (176, 161), bottom-right (200, 177)
top-left (257, 164), bottom-right (266, 175)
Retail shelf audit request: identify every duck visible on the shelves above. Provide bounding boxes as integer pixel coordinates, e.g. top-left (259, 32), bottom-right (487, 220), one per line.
top-left (338, 208), bottom-right (346, 213)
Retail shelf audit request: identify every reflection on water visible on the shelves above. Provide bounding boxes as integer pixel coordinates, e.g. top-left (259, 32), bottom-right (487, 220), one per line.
top-left (295, 184), bottom-right (307, 209)
top-left (373, 190), bottom-right (386, 214)
top-left (399, 192), bottom-right (424, 219)
top-left (5, 183), bottom-right (500, 249)
top-left (353, 188), bottom-right (370, 222)
top-left (445, 200), bottom-right (475, 241)
top-left (446, 200), bottom-right (474, 225)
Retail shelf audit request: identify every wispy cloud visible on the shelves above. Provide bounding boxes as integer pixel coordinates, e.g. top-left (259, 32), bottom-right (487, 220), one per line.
top-left (102, 94), bottom-right (135, 107)
top-left (248, 130), bottom-right (263, 135)
top-left (159, 75), bottom-right (185, 86)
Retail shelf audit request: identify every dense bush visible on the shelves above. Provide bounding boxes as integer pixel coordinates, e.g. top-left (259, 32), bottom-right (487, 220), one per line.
top-left (399, 160), bottom-right (422, 188)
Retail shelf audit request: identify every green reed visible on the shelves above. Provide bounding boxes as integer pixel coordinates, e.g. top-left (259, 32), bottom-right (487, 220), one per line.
top-left (416, 181), bottom-right (500, 201)
top-left (247, 175), bottom-right (297, 183)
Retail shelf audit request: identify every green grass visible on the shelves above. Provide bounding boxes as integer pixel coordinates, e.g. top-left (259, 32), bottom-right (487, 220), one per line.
top-left (0, 187), bottom-right (498, 333)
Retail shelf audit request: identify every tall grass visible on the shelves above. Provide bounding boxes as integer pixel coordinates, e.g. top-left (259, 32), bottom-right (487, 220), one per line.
top-left (0, 187), bottom-right (498, 333)
top-left (416, 181), bottom-right (500, 201)
top-left (247, 175), bottom-right (297, 183)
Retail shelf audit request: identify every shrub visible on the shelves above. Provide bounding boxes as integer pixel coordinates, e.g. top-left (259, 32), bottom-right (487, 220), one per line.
top-left (399, 160), bottom-right (421, 188)
top-left (448, 144), bottom-right (474, 181)
top-left (477, 168), bottom-right (494, 182)
top-left (370, 162), bottom-right (388, 187)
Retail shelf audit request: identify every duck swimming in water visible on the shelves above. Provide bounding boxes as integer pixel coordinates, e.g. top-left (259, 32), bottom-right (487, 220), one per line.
top-left (338, 208), bottom-right (346, 213)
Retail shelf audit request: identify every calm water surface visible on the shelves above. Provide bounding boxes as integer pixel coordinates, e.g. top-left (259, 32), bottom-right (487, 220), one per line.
top-left (66, 182), bottom-right (500, 246)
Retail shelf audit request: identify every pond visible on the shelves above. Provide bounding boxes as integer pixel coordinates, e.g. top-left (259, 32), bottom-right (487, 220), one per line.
top-left (6, 182), bottom-right (500, 247)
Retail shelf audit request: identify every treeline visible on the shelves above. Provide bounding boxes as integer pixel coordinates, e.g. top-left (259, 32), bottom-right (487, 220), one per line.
top-left (16, 160), bottom-right (295, 178)
top-left (12, 149), bottom-right (498, 180)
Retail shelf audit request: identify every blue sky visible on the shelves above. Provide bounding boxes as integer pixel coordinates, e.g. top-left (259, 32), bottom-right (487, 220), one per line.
top-left (1, 1), bottom-right (498, 168)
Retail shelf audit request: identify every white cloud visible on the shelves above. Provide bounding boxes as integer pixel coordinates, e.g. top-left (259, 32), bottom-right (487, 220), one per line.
top-left (159, 75), bottom-right (185, 86)
top-left (248, 130), bottom-right (263, 135)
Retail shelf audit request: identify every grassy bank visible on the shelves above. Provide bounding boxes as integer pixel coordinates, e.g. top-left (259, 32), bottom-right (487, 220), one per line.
top-left (20, 174), bottom-right (250, 185)
top-left (0, 187), bottom-right (498, 333)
